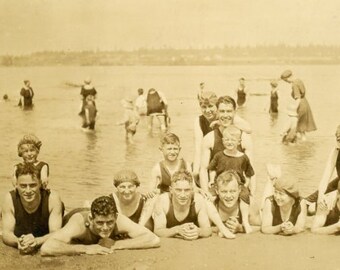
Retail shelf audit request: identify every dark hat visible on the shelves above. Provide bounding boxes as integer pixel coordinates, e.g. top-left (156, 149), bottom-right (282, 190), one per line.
top-left (113, 169), bottom-right (140, 187)
top-left (280, 70), bottom-right (293, 80)
top-left (274, 178), bottom-right (299, 199)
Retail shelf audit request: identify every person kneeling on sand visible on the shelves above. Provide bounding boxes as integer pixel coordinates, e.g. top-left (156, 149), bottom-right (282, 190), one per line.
top-left (311, 181), bottom-right (340, 235)
top-left (152, 170), bottom-right (212, 240)
top-left (41, 196), bottom-right (160, 256)
top-left (2, 164), bottom-right (64, 254)
top-left (261, 178), bottom-right (306, 235)
top-left (213, 170), bottom-right (261, 234)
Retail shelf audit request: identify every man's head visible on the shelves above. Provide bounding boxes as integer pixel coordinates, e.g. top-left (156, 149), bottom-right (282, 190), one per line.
top-left (17, 134), bottom-right (42, 163)
top-left (215, 170), bottom-right (241, 208)
top-left (216, 96), bottom-right (237, 128)
top-left (222, 125), bottom-right (241, 152)
top-left (159, 133), bottom-right (181, 162)
top-left (89, 196), bottom-right (118, 238)
top-left (15, 164), bottom-right (41, 203)
top-left (113, 170), bottom-right (140, 202)
top-left (170, 170), bottom-right (194, 206)
top-left (198, 91), bottom-right (218, 121)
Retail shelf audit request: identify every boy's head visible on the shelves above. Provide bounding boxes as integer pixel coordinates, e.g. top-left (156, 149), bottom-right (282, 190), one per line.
top-left (222, 125), bottom-right (241, 151)
top-left (17, 134), bottom-right (42, 163)
top-left (214, 170), bottom-right (241, 208)
top-left (159, 133), bottom-right (181, 162)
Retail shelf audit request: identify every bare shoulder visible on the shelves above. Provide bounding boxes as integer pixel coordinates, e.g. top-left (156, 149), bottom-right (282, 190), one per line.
top-left (193, 193), bottom-right (206, 209)
top-left (2, 192), bottom-right (14, 211)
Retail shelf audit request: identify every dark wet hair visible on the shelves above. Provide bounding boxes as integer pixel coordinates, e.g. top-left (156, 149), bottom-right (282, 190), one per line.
top-left (160, 132), bottom-right (180, 146)
top-left (171, 169), bottom-right (193, 185)
top-left (138, 88), bottom-right (144, 95)
top-left (216, 96), bottom-right (236, 110)
top-left (91, 196), bottom-right (118, 218)
top-left (15, 163), bottom-right (39, 181)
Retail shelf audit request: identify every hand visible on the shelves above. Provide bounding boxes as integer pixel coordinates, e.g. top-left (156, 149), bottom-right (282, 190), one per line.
top-left (85, 244), bottom-right (113, 255)
top-left (98, 238), bottom-right (115, 248)
top-left (178, 223), bottom-right (199, 240)
top-left (281, 221), bottom-right (294, 235)
top-left (144, 190), bottom-right (159, 199)
top-left (18, 234), bottom-right (37, 254)
top-left (208, 180), bottom-right (214, 189)
top-left (218, 226), bottom-right (236, 239)
top-left (317, 199), bottom-right (329, 214)
top-left (225, 216), bottom-right (242, 234)
top-left (198, 189), bottom-right (214, 201)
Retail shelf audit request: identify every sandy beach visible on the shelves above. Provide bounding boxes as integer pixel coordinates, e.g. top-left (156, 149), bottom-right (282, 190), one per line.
top-left (1, 227), bottom-right (339, 270)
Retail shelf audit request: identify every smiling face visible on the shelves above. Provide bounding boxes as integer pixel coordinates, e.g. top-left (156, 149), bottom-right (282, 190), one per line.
top-left (16, 174), bottom-right (41, 203)
top-left (89, 214), bottom-right (116, 239)
top-left (160, 143), bottom-right (181, 162)
top-left (217, 103), bottom-right (236, 128)
top-left (273, 188), bottom-right (294, 207)
top-left (116, 181), bottom-right (138, 202)
top-left (170, 180), bottom-right (193, 206)
top-left (222, 129), bottom-right (241, 152)
top-left (20, 144), bottom-right (39, 164)
top-left (215, 178), bottom-right (240, 208)
top-left (200, 103), bottom-right (217, 121)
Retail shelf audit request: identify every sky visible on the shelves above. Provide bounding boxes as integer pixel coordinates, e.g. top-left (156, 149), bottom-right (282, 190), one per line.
top-left (1, 0), bottom-right (340, 54)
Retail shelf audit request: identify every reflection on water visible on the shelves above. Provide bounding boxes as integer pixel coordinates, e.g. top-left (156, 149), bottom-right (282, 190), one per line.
top-left (0, 65), bottom-right (339, 209)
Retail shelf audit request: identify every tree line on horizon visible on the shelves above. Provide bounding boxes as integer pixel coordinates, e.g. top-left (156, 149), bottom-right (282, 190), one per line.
top-left (1, 44), bottom-right (340, 66)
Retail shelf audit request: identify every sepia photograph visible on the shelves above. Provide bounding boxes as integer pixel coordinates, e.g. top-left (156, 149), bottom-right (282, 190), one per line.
top-left (0, 1), bottom-right (339, 269)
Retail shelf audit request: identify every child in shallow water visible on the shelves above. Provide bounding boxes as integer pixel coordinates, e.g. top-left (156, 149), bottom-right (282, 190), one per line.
top-left (14, 134), bottom-right (49, 188)
top-left (282, 100), bottom-right (299, 144)
top-left (116, 98), bottom-right (140, 143)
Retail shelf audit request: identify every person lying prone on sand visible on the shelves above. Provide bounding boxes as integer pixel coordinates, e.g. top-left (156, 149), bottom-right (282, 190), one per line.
top-left (40, 196), bottom-right (160, 256)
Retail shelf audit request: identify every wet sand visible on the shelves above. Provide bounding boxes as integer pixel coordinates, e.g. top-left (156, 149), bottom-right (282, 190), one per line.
top-left (1, 229), bottom-right (339, 270)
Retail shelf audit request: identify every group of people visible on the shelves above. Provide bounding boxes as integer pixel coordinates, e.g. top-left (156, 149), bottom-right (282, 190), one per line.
top-left (3, 69), bottom-right (338, 257)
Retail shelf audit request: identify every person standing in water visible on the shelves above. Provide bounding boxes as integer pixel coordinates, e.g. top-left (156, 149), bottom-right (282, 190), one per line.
top-left (19, 80), bottom-right (34, 110)
top-left (135, 88), bottom-right (147, 116)
top-left (79, 78), bottom-right (97, 116)
top-left (235, 77), bottom-right (248, 107)
top-left (146, 88), bottom-right (168, 132)
top-left (280, 70), bottom-right (317, 141)
top-left (269, 80), bottom-right (279, 114)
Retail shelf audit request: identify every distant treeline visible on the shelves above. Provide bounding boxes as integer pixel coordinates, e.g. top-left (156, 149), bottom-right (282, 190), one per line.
top-left (2, 45), bottom-right (340, 66)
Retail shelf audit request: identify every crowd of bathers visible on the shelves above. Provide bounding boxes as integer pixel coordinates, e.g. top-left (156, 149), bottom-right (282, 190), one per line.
top-left (1, 69), bottom-right (339, 256)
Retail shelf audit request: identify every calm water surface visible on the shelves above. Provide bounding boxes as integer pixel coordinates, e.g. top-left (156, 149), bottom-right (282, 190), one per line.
top-left (0, 65), bottom-right (339, 209)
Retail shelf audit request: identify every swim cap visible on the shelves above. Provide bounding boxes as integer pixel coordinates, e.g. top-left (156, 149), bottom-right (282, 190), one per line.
top-left (84, 77), bottom-right (92, 84)
top-left (113, 170), bottom-right (140, 187)
top-left (199, 91), bottom-right (218, 106)
top-left (17, 134), bottom-right (42, 157)
top-left (274, 178), bottom-right (299, 199)
top-left (280, 70), bottom-right (293, 80)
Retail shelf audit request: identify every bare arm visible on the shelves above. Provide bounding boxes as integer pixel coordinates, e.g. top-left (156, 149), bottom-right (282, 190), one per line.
top-left (261, 198), bottom-right (282, 234)
top-left (195, 195), bottom-right (212, 238)
top-left (311, 203), bottom-right (340, 234)
top-left (41, 214), bottom-right (111, 256)
top-left (150, 164), bottom-right (161, 192)
top-left (113, 214), bottom-right (160, 250)
top-left (2, 193), bottom-right (20, 248)
top-left (318, 148), bottom-right (337, 197)
top-left (193, 117), bottom-right (204, 175)
top-left (138, 197), bottom-right (157, 227)
top-left (199, 132), bottom-right (213, 193)
top-left (233, 115), bottom-right (252, 134)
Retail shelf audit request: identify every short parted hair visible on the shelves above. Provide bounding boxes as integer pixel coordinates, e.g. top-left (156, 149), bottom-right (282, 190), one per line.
top-left (160, 132), bottom-right (180, 146)
top-left (113, 169), bottom-right (140, 187)
top-left (222, 125), bottom-right (242, 139)
top-left (215, 170), bottom-right (242, 188)
top-left (17, 134), bottom-right (42, 157)
top-left (15, 163), bottom-right (39, 181)
top-left (91, 196), bottom-right (118, 218)
top-left (171, 169), bottom-right (193, 185)
top-left (216, 95), bottom-right (236, 110)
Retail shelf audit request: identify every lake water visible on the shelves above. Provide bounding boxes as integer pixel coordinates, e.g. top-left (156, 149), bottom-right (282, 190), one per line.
top-left (0, 65), bottom-right (339, 209)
